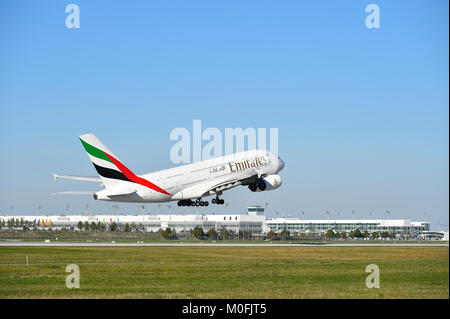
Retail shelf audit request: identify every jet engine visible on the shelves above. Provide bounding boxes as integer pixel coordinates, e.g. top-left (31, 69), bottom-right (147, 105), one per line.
top-left (248, 174), bottom-right (282, 192)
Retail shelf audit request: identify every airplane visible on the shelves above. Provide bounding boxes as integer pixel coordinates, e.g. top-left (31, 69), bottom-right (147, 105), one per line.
top-left (52, 134), bottom-right (285, 206)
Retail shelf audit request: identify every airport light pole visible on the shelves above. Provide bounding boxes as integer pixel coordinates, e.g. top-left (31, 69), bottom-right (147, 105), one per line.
top-left (300, 211), bottom-right (305, 232)
top-left (386, 210), bottom-right (391, 235)
top-left (112, 205), bottom-right (119, 217)
top-left (326, 211), bottom-right (330, 231)
top-left (10, 205), bottom-right (13, 216)
top-left (265, 202), bottom-right (269, 218)
top-left (65, 204), bottom-right (69, 215)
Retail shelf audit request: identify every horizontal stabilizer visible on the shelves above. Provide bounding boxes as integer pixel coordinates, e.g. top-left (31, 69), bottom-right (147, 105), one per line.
top-left (108, 191), bottom-right (137, 197)
top-left (51, 191), bottom-right (96, 195)
top-left (52, 173), bottom-right (101, 182)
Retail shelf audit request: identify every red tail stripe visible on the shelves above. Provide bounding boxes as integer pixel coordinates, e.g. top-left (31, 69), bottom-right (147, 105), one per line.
top-left (104, 153), bottom-right (171, 195)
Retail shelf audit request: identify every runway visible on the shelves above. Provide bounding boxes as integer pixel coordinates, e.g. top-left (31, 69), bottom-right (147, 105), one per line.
top-left (0, 241), bottom-right (448, 247)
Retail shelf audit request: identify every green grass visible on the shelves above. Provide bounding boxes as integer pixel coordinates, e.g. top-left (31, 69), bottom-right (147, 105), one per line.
top-left (0, 246), bottom-right (448, 298)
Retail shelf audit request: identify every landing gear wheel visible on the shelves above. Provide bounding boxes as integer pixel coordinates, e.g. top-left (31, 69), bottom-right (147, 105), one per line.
top-left (212, 196), bottom-right (225, 205)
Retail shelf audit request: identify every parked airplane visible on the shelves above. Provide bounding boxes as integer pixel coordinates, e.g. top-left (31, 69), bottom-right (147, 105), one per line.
top-left (53, 134), bottom-right (285, 206)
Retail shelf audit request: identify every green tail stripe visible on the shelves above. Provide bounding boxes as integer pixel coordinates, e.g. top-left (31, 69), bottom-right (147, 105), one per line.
top-left (79, 138), bottom-right (112, 163)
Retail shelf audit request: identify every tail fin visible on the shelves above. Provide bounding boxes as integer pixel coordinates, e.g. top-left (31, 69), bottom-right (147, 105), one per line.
top-left (79, 134), bottom-right (131, 189)
top-left (79, 134), bottom-right (171, 195)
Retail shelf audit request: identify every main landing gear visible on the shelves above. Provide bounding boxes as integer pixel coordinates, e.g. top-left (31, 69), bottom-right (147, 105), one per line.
top-left (177, 199), bottom-right (209, 207)
top-left (177, 194), bottom-right (225, 206)
top-left (212, 195), bottom-right (225, 205)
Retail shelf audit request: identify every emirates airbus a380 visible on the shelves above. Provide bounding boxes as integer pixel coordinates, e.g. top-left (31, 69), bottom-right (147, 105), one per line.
top-left (53, 134), bottom-right (285, 207)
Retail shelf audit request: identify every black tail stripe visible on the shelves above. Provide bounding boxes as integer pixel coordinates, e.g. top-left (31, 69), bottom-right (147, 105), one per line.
top-left (92, 163), bottom-right (130, 182)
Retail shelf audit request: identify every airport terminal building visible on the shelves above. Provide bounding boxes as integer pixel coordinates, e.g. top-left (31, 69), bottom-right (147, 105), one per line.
top-left (0, 213), bottom-right (266, 234)
top-left (0, 206), bottom-right (432, 237)
top-left (265, 218), bottom-right (431, 236)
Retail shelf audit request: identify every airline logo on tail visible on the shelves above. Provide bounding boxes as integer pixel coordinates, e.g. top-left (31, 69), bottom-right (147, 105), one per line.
top-left (79, 134), bottom-right (170, 195)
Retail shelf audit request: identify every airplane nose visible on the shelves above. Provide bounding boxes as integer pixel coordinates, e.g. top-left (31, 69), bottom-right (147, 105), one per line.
top-left (278, 158), bottom-right (285, 172)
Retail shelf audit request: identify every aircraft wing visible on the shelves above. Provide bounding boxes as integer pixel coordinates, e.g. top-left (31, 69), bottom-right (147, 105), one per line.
top-left (52, 173), bottom-right (101, 183)
top-left (173, 173), bottom-right (256, 199)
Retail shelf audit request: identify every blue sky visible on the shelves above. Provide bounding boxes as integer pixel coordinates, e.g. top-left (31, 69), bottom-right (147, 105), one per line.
top-left (0, 1), bottom-right (448, 229)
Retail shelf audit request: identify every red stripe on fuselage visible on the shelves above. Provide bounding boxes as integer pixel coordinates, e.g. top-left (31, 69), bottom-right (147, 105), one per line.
top-left (104, 153), bottom-right (171, 195)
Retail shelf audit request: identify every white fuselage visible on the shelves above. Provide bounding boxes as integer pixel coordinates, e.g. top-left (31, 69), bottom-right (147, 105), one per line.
top-left (95, 150), bottom-right (284, 203)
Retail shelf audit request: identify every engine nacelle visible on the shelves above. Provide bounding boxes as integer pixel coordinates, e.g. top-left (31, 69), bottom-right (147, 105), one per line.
top-left (249, 174), bottom-right (282, 192)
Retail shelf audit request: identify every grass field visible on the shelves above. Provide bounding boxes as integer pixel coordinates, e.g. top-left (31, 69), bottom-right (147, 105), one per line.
top-left (0, 246), bottom-right (448, 298)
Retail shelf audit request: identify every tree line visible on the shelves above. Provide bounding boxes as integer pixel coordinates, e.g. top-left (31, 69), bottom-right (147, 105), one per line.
top-left (264, 229), bottom-right (403, 240)
top-left (76, 221), bottom-right (146, 233)
top-left (161, 226), bottom-right (259, 240)
top-left (0, 218), bottom-right (36, 230)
